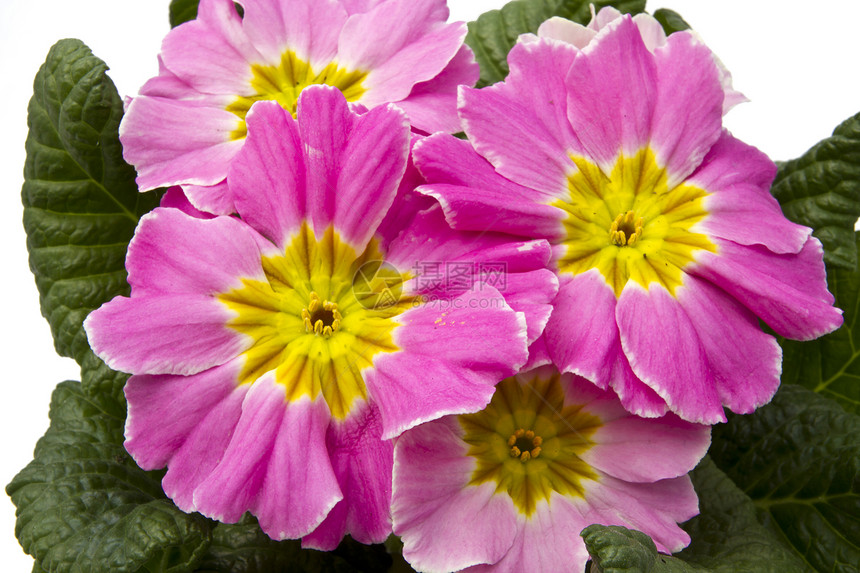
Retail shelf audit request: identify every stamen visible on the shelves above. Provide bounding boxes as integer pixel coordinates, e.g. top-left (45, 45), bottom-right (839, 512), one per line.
top-left (510, 446), bottom-right (521, 458)
top-left (303, 291), bottom-right (341, 338)
top-left (609, 211), bottom-right (644, 247)
top-left (508, 428), bottom-right (544, 462)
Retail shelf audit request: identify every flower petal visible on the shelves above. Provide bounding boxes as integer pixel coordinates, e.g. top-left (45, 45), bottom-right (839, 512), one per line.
top-left (616, 283), bottom-right (725, 424)
top-left (393, 417), bottom-right (517, 572)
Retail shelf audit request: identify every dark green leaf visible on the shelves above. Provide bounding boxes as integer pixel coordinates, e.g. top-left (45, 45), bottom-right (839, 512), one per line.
top-left (6, 381), bottom-right (212, 573)
top-left (780, 232), bottom-right (860, 413)
top-left (22, 39), bottom-right (160, 364)
top-left (652, 9), bottom-right (690, 34)
top-left (465, 0), bottom-right (646, 88)
top-left (710, 385), bottom-right (860, 572)
top-left (583, 458), bottom-right (808, 572)
top-left (169, 0), bottom-right (199, 27)
top-left (771, 112), bottom-right (860, 269)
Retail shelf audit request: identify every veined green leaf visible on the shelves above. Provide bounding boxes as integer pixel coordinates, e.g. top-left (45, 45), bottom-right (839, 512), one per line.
top-left (771, 112), bottom-right (860, 270)
top-left (465, 0), bottom-right (646, 88)
top-left (22, 39), bottom-right (160, 365)
top-left (709, 385), bottom-right (860, 572)
top-left (652, 8), bottom-right (691, 34)
top-left (169, 0), bottom-right (199, 27)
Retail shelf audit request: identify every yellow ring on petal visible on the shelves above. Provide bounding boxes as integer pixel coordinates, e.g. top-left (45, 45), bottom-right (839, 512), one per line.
top-left (553, 148), bottom-right (716, 297)
top-left (218, 223), bottom-right (417, 419)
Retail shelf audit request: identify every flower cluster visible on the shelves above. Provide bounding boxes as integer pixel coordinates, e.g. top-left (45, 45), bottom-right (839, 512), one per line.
top-left (84, 1), bottom-right (841, 571)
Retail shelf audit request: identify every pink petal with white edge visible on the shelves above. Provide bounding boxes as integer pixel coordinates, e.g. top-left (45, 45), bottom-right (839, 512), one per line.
top-left (183, 179), bottom-right (236, 216)
top-left (650, 30), bottom-right (724, 188)
top-left (123, 359), bottom-right (244, 471)
top-left (678, 275), bottom-right (783, 414)
top-left (690, 238), bottom-right (843, 340)
top-left (302, 402), bottom-right (393, 550)
top-left (459, 38), bottom-right (580, 197)
top-left (578, 475), bottom-right (699, 554)
top-left (537, 17), bottom-right (596, 49)
top-left (632, 13), bottom-right (668, 51)
top-left (126, 208), bottom-right (265, 297)
top-left (159, 187), bottom-right (216, 219)
top-left (120, 96), bottom-right (243, 192)
top-left (545, 272), bottom-right (669, 418)
top-left (394, 46), bottom-right (479, 134)
top-left (413, 134), bottom-right (566, 238)
top-left (366, 287), bottom-right (528, 439)
top-left (84, 294), bottom-right (246, 377)
top-left (523, 335), bottom-right (552, 370)
top-left (229, 101), bottom-right (307, 248)
top-left (193, 375), bottom-right (342, 539)
top-left (393, 417), bottom-right (518, 572)
top-left (239, 0), bottom-right (347, 67)
top-left (565, 17), bottom-right (656, 170)
top-left (691, 132), bottom-right (809, 254)
top-left (297, 86), bottom-right (409, 250)
top-left (161, 0), bottom-right (262, 95)
top-left (616, 283), bottom-right (725, 424)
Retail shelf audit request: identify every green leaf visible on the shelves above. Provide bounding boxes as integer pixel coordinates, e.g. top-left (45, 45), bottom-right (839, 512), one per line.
top-left (771, 112), bottom-right (860, 270)
top-left (709, 385), bottom-right (860, 572)
top-left (22, 39), bottom-right (160, 364)
top-left (6, 381), bottom-right (212, 573)
top-left (465, 0), bottom-right (646, 88)
top-left (780, 232), bottom-right (860, 413)
top-left (583, 458), bottom-right (809, 573)
top-left (652, 8), bottom-right (691, 34)
top-left (169, 0), bottom-right (199, 27)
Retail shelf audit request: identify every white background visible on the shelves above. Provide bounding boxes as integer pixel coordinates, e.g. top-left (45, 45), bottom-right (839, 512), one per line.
top-left (1, 0), bottom-right (858, 569)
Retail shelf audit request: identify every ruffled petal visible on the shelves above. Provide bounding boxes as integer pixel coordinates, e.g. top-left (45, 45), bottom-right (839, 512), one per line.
top-left (565, 17), bottom-right (656, 170)
top-left (365, 287), bottom-right (528, 439)
top-left (159, 187), bottom-right (217, 219)
top-left (192, 376), bottom-right (341, 539)
top-left (393, 417), bottom-right (517, 572)
top-left (537, 17), bottom-right (596, 49)
top-left (616, 283), bottom-right (725, 424)
top-left (690, 238), bottom-right (843, 340)
top-left (302, 402), bottom-right (393, 550)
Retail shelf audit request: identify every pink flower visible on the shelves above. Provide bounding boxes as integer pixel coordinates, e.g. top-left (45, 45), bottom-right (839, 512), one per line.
top-left (392, 366), bottom-right (710, 573)
top-left (414, 16), bottom-right (843, 424)
top-left (120, 0), bottom-right (478, 214)
top-left (85, 87), bottom-right (556, 546)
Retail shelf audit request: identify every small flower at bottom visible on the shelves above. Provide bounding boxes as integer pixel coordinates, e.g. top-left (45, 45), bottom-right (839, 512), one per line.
top-left (392, 366), bottom-right (710, 573)
top-left (84, 86), bottom-right (552, 547)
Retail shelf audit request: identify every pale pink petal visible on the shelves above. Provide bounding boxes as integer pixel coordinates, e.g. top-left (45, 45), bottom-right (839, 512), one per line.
top-left (650, 30), bottom-right (724, 188)
top-left (139, 56), bottom-right (198, 99)
top-left (393, 417), bottom-right (517, 572)
top-left (193, 376), bottom-right (342, 539)
top-left (536, 17), bottom-right (595, 49)
top-left (616, 283), bottom-right (725, 424)
top-left (120, 96), bottom-right (243, 191)
top-left (84, 294), bottom-right (246, 376)
top-left (678, 276), bottom-right (783, 414)
top-left (631, 13), bottom-right (668, 51)
top-left (565, 17), bottom-right (656, 170)
top-left (126, 208), bottom-right (266, 297)
top-left (161, 0), bottom-right (262, 95)
top-left (366, 287), bottom-right (528, 439)
top-left (302, 402), bottom-right (393, 549)
top-left (240, 0), bottom-right (347, 67)
top-left (459, 38), bottom-right (580, 196)
top-left (183, 179), bottom-right (236, 216)
top-left (691, 238), bottom-right (843, 340)
top-left (690, 132), bottom-right (809, 254)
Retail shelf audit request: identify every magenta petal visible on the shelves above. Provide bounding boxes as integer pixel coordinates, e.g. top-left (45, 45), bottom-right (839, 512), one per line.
top-left (565, 17), bottom-right (656, 169)
top-left (183, 179), bottom-right (236, 216)
top-left (193, 376), bottom-right (341, 539)
top-left (459, 37), bottom-right (580, 196)
top-left (393, 417), bottom-right (517, 572)
top-left (159, 187), bottom-right (217, 219)
top-left (230, 101), bottom-right (307, 247)
top-left (616, 284), bottom-right (725, 424)
top-left (691, 238), bottom-right (843, 340)
top-left (366, 288), bottom-right (528, 439)
top-left (123, 360), bottom-right (243, 471)
top-left (678, 276), bottom-right (782, 414)
top-left (84, 294), bottom-right (245, 376)
top-left (127, 208), bottom-right (265, 296)
top-left (649, 31), bottom-right (723, 187)
top-left (691, 133), bottom-right (809, 254)
top-left (302, 402), bottom-right (393, 549)
top-left (120, 96), bottom-right (243, 191)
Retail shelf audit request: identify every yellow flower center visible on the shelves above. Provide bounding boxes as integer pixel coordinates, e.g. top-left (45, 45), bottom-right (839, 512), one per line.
top-left (459, 372), bottom-right (601, 516)
top-left (217, 223), bottom-right (417, 419)
top-left (553, 148), bottom-right (717, 297)
top-left (227, 50), bottom-right (369, 139)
